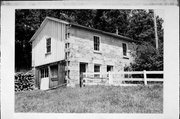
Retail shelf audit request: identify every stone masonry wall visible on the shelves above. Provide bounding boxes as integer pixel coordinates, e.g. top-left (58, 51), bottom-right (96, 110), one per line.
top-left (65, 26), bottom-right (135, 85)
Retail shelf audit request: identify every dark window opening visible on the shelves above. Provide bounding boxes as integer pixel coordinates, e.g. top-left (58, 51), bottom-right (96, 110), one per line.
top-left (107, 65), bottom-right (113, 72)
top-left (94, 64), bottom-right (100, 78)
top-left (51, 65), bottom-right (58, 78)
top-left (46, 38), bottom-right (51, 53)
top-left (94, 36), bottom-right (100, 51)
top-left (122, 43), bottom-right (127, 56)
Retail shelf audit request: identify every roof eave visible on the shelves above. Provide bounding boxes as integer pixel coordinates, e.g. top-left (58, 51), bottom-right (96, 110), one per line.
top-left (70, 23), bottom-right (135, 43)
top-left (29, 16), bottom-right (136, 43)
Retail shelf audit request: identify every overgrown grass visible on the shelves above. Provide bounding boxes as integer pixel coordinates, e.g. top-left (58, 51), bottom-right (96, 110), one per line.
top-left (15, 84), bottom-right (163, 113)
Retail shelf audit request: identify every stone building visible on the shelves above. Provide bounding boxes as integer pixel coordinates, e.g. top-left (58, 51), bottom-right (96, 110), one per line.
top-left (30, 17), bottom-right (136, 90)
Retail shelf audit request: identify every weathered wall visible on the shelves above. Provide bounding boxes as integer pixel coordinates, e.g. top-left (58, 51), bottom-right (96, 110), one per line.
top-left (32, 20), bottom-right (66, 67)
top-left (32, 20), bottom-right (135, 85)
top-left (66, 26), bottom-right (135, 84)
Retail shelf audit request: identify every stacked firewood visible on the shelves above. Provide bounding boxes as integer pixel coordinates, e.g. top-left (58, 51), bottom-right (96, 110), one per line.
top-left (15, 72), bottom-right (35, 92)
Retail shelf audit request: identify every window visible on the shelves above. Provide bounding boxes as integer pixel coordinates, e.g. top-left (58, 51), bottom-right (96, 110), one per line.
top-left (94, 64), bottom-right (100, 78)
top-left (94, 36), bottom-right (100, 51)
top-left (122, 43), bottom-right (127, 56)
top-left (46, 38), bottom-right (51, 53)
top-left (40, 68), bottom-right (48, 78)
top-left (107, 65), bottom-right (113, 72)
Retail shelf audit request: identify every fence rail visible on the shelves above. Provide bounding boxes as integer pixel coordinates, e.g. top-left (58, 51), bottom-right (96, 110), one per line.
top-left (82, 70), bottom-right (164, 86)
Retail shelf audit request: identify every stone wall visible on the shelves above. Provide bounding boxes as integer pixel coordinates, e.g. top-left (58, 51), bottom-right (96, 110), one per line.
top-left (65, 26), bottom-right (135, 85)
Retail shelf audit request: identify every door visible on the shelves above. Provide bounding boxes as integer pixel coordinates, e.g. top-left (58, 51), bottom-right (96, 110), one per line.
top-left (107, 65), bottom-right (113, 72)
top-left (49, 65), bottom-right (58, 88)
top-left (40, 68), bottom-right (49, 90)
top-left (79, 63), bottom-right (87, 87)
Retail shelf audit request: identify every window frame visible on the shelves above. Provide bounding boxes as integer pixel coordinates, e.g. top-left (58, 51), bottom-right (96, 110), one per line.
top-left (93, 35), bottom-right (101, 52)
top-left (122, 42), bottom-right (128, 57)
top-left (46, 37), bottom-right (51, 53)
top-left (40, 68), bottom-right (49, 78)
top-left (94, 64), bottom-right (101, 78)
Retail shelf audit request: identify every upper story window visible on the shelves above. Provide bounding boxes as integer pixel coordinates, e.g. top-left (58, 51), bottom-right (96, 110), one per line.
top-left (122, 43), bottom-right (127, 56)
top-left (46, 38), bottom-right (51, 53)
top-left (94, 36), bottom-right (100, 51)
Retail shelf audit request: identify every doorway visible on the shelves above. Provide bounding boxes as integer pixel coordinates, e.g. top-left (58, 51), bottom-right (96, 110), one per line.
top-left (40, 67), bottom-right (49, 90)
top-left (79, 62), bottom-right (88, 87)
top-left (49, 65), bottom-right (58, 88)
top-left (107, 65), bottom-right (113, 72)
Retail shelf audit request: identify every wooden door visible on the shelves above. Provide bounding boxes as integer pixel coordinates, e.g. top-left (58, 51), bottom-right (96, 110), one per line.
top-left (79, 63), bottom-right (87, 87)
top-left (40, 68), bottom-right (49, 90)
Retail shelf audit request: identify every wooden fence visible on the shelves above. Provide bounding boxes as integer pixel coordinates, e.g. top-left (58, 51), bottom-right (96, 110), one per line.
top-left (82, 70), bottom-right (164, 86)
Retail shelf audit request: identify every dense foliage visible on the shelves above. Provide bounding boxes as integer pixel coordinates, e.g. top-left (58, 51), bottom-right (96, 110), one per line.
top-left (15, 9), bottom-right (163, 71)
top-left (125, 10), bottom-right (164, 71)
top-left (126, 42), bottom-right (163, 71)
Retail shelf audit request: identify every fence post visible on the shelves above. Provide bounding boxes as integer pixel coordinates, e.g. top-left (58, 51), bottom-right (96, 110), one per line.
top-left (82, 73), bottom-right (85, 87)
top-left (143, 70), bottom-right (147, 85)
top-left (83, 78), bottom-right (85, 87)
top-left (109, 72), bottom-right (113, 85)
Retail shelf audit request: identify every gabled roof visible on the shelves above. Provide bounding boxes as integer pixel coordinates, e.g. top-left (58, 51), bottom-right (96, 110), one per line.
top-left (29, 17), bottom-right (69, 42)
top-left (30, 17), bottom-right (134, 42)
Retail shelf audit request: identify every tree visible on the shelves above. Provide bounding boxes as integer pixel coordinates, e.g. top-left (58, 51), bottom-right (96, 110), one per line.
top-left (15, 9), bottom-right (163, 72)
top-left (126, 10), bottom-right (163, 45)
top-left (15, 9), bottom-right (132, 71)
top-left (126, 42), bottom-right (163, 71)
top-left (125, 10), bottom-right (164, 71)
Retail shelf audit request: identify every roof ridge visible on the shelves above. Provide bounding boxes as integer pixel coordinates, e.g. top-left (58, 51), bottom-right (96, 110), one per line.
top-left (70, 22), bottom-right (133, 41)
top-left (30, 16), bottom-right (135, 42)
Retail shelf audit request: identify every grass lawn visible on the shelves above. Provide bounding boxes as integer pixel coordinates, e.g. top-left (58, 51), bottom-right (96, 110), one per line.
top-left (15, 84), bottom-right (163, 113)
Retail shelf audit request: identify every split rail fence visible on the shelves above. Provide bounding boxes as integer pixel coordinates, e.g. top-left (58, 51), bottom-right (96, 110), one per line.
top-left (82, 70), bottom-right (164, 86)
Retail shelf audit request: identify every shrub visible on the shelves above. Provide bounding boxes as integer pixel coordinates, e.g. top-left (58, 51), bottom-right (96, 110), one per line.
top-left (125, 42), bottom-right (163, 72)
top-left (15, 72), bottom-right (35, 92)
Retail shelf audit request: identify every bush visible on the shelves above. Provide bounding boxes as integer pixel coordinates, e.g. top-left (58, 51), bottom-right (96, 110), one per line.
top-left (125, 42), bottom-right (163, 72)
top-left (15, 72), bottom-right (35, 92)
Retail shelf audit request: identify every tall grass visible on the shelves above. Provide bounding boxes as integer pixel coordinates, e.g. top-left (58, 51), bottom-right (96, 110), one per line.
top-left (15, 84), bottom-right (163, 113)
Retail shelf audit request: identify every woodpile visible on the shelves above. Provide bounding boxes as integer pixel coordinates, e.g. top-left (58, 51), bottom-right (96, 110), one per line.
top-left (15, 72), bottom-right (35, 92)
